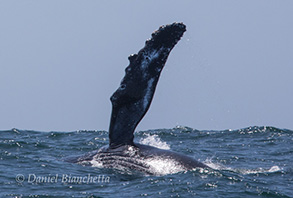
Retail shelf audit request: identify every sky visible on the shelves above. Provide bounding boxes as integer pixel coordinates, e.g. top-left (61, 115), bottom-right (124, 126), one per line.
top-left (0, 1), bottom-right (292, 132)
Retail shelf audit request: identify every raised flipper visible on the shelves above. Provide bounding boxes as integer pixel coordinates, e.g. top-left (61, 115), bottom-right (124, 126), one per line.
top-left (109, 23), bottom-right (186, 148)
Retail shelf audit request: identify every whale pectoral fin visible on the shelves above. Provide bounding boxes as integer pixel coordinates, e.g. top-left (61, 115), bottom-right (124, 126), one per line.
top-left (108, 23), bottom-right (186, 148)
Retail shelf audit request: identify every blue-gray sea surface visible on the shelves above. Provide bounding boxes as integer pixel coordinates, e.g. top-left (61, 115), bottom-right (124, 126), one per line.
top-left (0, 126), bottom-right (292, 197)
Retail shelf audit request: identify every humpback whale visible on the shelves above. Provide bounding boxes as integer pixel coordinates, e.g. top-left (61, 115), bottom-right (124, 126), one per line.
top-left (72, 22), bottom-right (209, 175)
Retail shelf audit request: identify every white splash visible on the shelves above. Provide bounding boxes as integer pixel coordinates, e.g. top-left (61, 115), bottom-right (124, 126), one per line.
top-left (139, 133), bottom-right (170, 150)
top-left (203, 158), bottom-right (282, 175)
top-left (145, 156), bottom-right (186, 175)
top-left (268, 165), bottom-right (281, 172)
top-left (203, 158), bottom-right (229, 171)
top-left (240, 165), bottom-right (281, 175)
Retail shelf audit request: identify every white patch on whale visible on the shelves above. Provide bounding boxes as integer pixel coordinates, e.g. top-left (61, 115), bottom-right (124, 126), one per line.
top-left (89, 159), bottom-right (103, 168)
top-left (142, 78), bottom-right (155, 110)
top-left (141, 47), bottom-right (165, 71)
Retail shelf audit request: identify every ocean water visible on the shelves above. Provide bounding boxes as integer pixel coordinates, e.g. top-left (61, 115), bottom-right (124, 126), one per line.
top-left (0, 126), bottom-right (292, 197)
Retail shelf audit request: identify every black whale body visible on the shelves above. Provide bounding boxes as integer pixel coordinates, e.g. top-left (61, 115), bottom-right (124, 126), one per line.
top-left (75, 143), bottom-right (207, 175)
top-left (73, 23), bottom-right (209, 175)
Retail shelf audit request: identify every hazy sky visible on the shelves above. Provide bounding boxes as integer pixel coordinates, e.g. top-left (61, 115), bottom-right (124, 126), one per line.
top-left (1, 1), bottom-right (292, 131)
